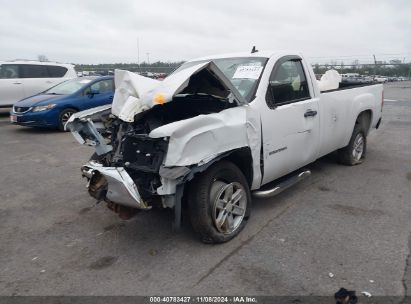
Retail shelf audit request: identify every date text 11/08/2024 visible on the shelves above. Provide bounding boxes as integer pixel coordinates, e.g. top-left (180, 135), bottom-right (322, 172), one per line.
top-left (149, 296), bottom-right (257, 303)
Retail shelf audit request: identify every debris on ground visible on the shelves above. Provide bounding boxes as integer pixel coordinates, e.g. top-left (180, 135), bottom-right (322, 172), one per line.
top-left (328, 272), bottom-right (335, 278)
top-left (361, 291), bottom-right (372, 297)
top-left (149, 249), bottom-right (158, 256)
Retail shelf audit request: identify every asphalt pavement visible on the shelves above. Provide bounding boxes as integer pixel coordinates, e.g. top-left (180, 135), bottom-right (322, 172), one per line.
top-left (0, 82), bottom-right (410, 297)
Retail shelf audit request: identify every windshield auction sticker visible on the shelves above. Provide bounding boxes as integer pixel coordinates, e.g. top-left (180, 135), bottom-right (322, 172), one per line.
top-left (233, 65), bottom-right (263, 79)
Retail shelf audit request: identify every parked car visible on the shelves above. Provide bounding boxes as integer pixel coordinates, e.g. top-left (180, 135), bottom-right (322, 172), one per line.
top-left (10, 76), bottom-right (114, 131)
top-left (374, 76), bottom-right (388, 83)
top-left (67, 51), bottom-right (383, 243)
top-left (341, 73), bottom-right (373, 85)
top-left (0, 61), bottom-right (77, 108)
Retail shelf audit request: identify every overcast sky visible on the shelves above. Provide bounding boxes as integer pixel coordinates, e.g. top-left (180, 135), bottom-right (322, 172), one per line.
top-left (1, 0), bottom-right (410, 64)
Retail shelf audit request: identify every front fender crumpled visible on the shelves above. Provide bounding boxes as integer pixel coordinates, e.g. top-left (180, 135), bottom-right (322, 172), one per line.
top-left (149, 106), bottom-right (262, 190)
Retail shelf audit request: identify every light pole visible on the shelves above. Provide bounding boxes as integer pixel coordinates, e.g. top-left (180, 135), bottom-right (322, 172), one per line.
top-left (373, 54), bottom-right (377, 77)
top-left (137, 38), bottom-right (140, 65)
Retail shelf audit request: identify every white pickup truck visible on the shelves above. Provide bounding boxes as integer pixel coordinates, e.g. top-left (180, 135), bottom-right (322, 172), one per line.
top-left (67, 50), bottom-right (383, 243)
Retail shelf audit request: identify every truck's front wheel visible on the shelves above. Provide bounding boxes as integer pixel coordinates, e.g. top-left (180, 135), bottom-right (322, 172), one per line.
top-left (188, 161), bottom-right (251, 243)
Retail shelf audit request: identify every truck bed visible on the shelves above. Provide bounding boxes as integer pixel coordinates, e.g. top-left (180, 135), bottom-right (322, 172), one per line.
top-left (321, 82), bottom-right (380, 93)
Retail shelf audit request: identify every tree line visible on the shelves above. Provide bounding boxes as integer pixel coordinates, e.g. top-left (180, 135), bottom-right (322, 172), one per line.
top-left (76, 61), bottom-right (184, 74)
top-left (313, 62), bottom-right (411, 77)
top-left (75, 60), bottom-right (411, 77)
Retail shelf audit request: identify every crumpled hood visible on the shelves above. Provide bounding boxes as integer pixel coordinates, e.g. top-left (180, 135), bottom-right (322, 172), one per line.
top-left (14, 94), bottom-right (65, 107)
top-left (111, 61), bottom-right (246, 122)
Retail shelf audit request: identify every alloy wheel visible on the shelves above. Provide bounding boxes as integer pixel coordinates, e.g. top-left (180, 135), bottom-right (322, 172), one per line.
top-left (61, 111), bottom-right (74, 125)
top-left (352, 133), bottom-right (364, 161)
top-left (211, 181), bottom-right (247, 234)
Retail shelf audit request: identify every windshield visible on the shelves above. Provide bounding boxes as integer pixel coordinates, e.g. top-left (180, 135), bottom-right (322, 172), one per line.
top-left (171, 57), bottom-right (268, 102)
top-left (46, 78), bottom-right (92, 95)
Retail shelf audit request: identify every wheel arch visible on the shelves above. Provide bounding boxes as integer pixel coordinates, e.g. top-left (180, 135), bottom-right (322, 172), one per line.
top-left (181, 147), bottom-right (253, 203)
top-left (342, 109), bottom-right (373, 149)
top-left (356, 109), bottom-right (373, 135)
top-left (220, 147), bottom-right (253, 188)
top-left (182, 147), bottom-right (253, 188)
top-left (61, 105), bottom-right (80, 112)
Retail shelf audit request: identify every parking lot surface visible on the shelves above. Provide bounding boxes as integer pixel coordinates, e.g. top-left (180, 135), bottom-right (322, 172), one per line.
top-left (0, 82), bottom-right (410, 296)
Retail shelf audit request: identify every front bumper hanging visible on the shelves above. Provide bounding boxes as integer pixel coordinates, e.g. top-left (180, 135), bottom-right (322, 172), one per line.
top-left (82, 161), bottom-right (151, 210)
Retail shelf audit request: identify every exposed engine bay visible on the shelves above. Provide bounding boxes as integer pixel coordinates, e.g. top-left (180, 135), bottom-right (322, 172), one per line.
top-left (89, 94), bottom-right (236, 202)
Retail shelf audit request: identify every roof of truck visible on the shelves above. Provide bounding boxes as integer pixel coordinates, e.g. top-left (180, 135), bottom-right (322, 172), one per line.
top-left (189, 50), bottom-right (302, 62)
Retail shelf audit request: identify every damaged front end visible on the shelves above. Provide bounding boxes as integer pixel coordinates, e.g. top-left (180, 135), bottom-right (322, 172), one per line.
top-left (69, 107), bottom-right (174, 213)
top-left (66, 60), bottom-right (261, 224)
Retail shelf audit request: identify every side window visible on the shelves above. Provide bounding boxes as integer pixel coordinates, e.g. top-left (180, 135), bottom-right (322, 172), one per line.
top-left (20, 65), bottom-right (49, 78)
top-left (266, 59), bottom-right (310, 106)
top-left (47, 66), bottom-right (68, 78)
top-left (0, 65), bottom-right (19, 79)
top-left (90, 80), bottom-right (114, 93)
top-left (83, 85), bottom-right (91, 95)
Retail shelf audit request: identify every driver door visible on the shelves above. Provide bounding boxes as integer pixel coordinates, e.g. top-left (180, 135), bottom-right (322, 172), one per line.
top-left (260, 57), bottom-right (320, 185)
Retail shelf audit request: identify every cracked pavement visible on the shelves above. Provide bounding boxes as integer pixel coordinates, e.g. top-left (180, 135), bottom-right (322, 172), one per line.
top-left (0, 82), bottom-right (410, 296)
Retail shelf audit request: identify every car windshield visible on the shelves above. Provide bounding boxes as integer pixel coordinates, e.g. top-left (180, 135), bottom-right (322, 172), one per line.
top-left (46, 78), bottom-right (93, 95)
top-left (171, 57), bottom-right (268, 102)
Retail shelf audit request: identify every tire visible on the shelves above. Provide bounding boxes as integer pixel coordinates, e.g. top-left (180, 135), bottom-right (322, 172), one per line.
top-left (58, 108), bottom-right (77, 131)
top-left (337, 122), bottom-right (367, 166)
top-left (89, 152), bottom-right (109, 166)
top-left (188, 160), bottom-right (251, 244)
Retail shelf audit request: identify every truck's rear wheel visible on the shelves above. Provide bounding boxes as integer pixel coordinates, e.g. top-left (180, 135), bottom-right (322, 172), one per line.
top-left (188, 160), bottom-right (251, 243)
top-left (337, 123), bottom-right (367, 165)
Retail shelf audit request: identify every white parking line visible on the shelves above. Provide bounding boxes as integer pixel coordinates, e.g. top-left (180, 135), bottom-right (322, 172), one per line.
top-left (384, 99), bottom-right (398, 102)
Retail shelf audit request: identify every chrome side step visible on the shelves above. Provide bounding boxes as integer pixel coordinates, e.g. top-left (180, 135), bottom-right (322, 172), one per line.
top-left (252, 170), bottom-right (311, 199)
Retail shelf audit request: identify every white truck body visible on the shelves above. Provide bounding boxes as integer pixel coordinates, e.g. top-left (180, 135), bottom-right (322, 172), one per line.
top-left (67, 50), bottom-right (383, 242)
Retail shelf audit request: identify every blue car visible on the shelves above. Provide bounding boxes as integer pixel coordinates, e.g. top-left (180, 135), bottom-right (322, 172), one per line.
top-left (10, 76), bottom-right (114, 131)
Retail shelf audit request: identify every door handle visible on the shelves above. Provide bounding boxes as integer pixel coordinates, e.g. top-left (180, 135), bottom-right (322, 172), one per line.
top-left (13, 82), bottom-right (22, 85)
top-left (304, 110), bottom-right (317, 117)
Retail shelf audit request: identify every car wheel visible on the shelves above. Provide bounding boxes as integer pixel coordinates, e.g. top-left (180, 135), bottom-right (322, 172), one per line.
top-left (337, 123), bottom-right (367, 166)
top-left (188, 160), bottom-right (251, 244)
top-left (58, 108), bottom-right (77, 131)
